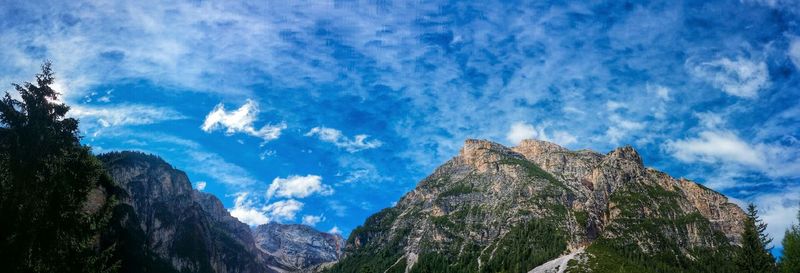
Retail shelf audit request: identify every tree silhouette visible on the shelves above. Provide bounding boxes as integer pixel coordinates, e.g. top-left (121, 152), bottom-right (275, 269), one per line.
top-left (779, 205), bottom-right (800, 273)
top-left (0, 62), bottom-right (117, 273)
top-left (736, 203), bottom-right (776, 273)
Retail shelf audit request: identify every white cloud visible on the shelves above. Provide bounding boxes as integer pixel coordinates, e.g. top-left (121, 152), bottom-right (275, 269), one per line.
top-left (267, 175), bottom-right (333, 199)
top-left (650, 84), bottom-right (671, 101)
top-left (507, 122), bottom-right (538, 144)
top-left (690, 57), bottom-right (769, 98)
top-left (506, 122), bottom-right (577, 146)
top-left (666, 129), bottom-right (800, 179)
top-left (201, 99), bottom-right (286, 143)
top-left (328, 200), bottom-right (348, 217)
top-left (606, 101), bottom-right (627, 111)
top-left (305, 127), bottom-right (382, 152)
top-left (259, 150), bottom-right (276, 160)
top-left (70, 104), bottom-right (185, 136)
top-left (264, 199), bottom-right (304, 222)
top-left (605, 115), bottom-right (646, 143)
top-left (229, 193), bottom-right (305, 225)
top-left (301, 215), bottom-right (323, 226)
top-left (665, 130), bottom-right (765, 167)
top-left (195, 181), bottom-right (207, 191)
top-left (790, 37), bottom-right (800, 70)
top-left (229, 192), bottom-right (270, 226)
top-left (328, 226), bottom-right (341, 234)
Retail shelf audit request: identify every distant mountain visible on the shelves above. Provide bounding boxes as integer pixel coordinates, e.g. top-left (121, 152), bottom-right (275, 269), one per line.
top-left (328, 139), bottom-right (745, 273)
top-left (97, 151), bottom-right (341, 273)
top-left (254, 223), bottom-right (344, 271)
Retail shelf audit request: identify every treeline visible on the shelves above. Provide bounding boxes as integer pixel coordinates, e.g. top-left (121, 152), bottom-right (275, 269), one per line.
top-left (738, 203), bottom-right (800, 273)
top-left (0, 62), bottom-right (118, 272)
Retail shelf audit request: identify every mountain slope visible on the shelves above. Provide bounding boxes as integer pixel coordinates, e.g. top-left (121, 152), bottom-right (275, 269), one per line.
top-left (98, 151), bottom-right (341, 273)
top-left (254, 223), bottom-right (344, 271)
top-left (328, 139), bottom-right (745, 273)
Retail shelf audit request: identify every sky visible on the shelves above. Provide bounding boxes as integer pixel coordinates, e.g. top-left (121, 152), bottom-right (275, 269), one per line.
top-left (0, 0), bottom-right (798, 254)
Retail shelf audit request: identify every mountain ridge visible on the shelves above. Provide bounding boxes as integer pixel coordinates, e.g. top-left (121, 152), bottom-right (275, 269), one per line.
top-left (328, 138), bottom-right (745, 273)
top-left (97, 151), bottom-right (342, 273)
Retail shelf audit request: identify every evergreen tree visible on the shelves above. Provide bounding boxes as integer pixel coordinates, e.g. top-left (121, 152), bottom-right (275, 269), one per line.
top-left (736, 203), bottom-right (776, 273)
top-left (0, 62), bottom-right (117, 273)
top-left (779, 205), bottom-right (800, 273)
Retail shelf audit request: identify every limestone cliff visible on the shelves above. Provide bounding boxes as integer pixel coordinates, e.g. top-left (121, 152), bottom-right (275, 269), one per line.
top-left (328, 139), bottom-right (744, 273)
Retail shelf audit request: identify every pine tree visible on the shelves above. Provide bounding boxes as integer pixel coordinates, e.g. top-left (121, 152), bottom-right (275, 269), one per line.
top-left (779, 205), bottom-right (800, 273)
top-left (736, 203), bottom-right (776, 273)
top-left (0, 62), bottom-right (117, 273)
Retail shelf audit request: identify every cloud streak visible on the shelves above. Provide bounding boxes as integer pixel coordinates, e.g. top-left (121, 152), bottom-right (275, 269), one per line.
top-left (305, 127), bottom-right (382, 152)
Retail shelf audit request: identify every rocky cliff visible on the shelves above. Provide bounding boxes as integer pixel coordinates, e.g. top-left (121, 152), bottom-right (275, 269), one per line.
top-left (328, 139), bottom-right (745, 273)
top-left (98, 151), bottom-right (342, 273)
top-left (254, 223), bottom-right (344, 271)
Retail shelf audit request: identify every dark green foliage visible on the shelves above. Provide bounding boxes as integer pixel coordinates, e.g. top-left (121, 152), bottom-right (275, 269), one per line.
top-left (736, 203), bottom-right (776, 273)
top-left (439, 183), bottom-right (477, 197)
top-left (0, 62), bottom-right (117, 272)
top-left (573, 237), bottom-right (737, 273)
top-left (577, 182), bottom-right (738, 273)
top-left (403, 219), bottom-right (566, 273)
top-left (328, 208), bottom-right (407, 273)
top-left (574, 210), bottom-right (589, 227)
top-left (480, 220), bottom-right (567, 273)
top-left (780, 206), bottom-right (800, 273)
top-left (499, 157), bottom-right (564, 188)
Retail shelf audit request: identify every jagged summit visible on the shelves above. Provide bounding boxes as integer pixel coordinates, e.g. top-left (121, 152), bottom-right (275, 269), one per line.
top-left (329, 138), bottom-right (745, 273)
top-left (98, 151), bottom-right (343, 273)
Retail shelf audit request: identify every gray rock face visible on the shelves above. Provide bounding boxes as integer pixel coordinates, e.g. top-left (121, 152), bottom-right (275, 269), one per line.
top-left (332, 139), bottom-right (745, 272)
top-left (254, 223), bottom-right (344, 271)
top-left (99, 151), bottom-right (341, 273)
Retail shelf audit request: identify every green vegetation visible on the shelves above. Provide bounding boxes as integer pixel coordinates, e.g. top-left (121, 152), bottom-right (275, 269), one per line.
top-left (569, 236), bottom-right (736, 273)
top-left (439, 183), bottom-right (478, 197)
top-left (407, 219), bottom-right (565, 273)
top-left (328, 207), bottom-right (408, 273)
top-left (569, 181), bottom-right (738, 273)
top-left (480, 220), bottom-right (567, 273)
top-left (779, 205), bottom-right (800, 273)
top-left (736, 203), bottom-right (776, 273)
top-left (499, 157), bottom-right (565, 189)
top-left (0, 62), bottom-right (118, 272)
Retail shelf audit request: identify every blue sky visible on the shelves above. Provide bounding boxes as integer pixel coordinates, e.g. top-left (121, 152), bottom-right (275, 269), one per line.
top-left (1, 0), bottom-right (799, 253)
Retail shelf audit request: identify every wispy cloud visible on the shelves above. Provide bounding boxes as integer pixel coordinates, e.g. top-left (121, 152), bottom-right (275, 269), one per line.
top-left (301, 215), bottom-right (324, 226)
top-left (70, 104), bottom-right (185, 136)
top-left (689, 57), bottom-right (770, 98)
top-left (305, 127), bottom-right (382, 152)
top-left (202, 99), bottom-right (286, 143)
top-left (790, 37), bottom-right (800, 70)
top-left (506, 122), bottom-right (577, 146)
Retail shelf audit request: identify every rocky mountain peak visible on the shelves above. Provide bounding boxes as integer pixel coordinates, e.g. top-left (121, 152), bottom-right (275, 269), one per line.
top-left (331, 139), bottom-right (746, 273)
top-left (98, 151), bottom-right (343, 273)
top-left (457, 139), bottom-right (522, 173)
top-left (606, 145), bottom-right (643, 166)
top-left (514, 139), bottom-right (569, 157)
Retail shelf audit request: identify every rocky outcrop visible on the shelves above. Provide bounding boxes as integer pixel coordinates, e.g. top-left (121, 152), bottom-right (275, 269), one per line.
top-left (329, 139), bottom-right (745, 273)
top-left (99, 151), bottom-right (341, 273)
top-left (254, 223), bottom-right (344, 271)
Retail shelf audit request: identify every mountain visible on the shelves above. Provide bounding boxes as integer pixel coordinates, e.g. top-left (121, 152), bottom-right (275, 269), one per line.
top-left (254, 223), bottom-right (344, 271)
top-left (328, 139), bottom-right (745, 273)
top-left (97, 151), bottom-right (341, 273)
